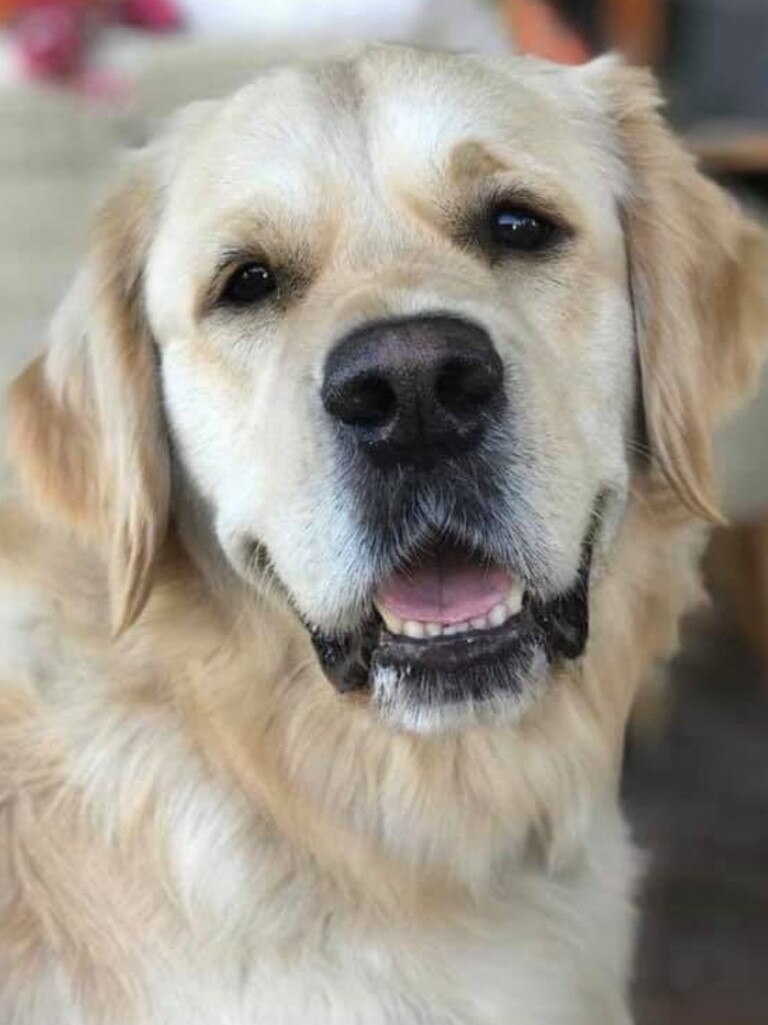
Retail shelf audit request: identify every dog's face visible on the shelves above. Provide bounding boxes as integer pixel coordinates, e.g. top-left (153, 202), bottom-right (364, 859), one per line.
top-left (146, 50), bottom-right (634, 728)
top-left (9, 47), bottom-right (767, 732)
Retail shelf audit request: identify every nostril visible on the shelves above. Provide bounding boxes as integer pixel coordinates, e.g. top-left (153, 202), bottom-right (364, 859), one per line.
top-left (323, 315), bottom-right (505, 464)
top-left (325, 375), bottom-right (397, 429)
top-left (435, 357), bottom-right (503, 416)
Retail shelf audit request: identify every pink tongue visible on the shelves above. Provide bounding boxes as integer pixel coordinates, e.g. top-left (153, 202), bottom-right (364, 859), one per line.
top-left (377, 549), bottom-right (511, 625)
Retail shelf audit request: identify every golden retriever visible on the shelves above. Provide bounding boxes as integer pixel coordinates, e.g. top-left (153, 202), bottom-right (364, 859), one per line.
top-left (1, 45), bottom-right (766, 1025)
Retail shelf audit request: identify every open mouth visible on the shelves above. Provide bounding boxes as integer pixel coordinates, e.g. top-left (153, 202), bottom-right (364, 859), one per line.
top-left (307, 532), bottom-right (593, 723)
top-left (375, 545), bottom-right (523, 640)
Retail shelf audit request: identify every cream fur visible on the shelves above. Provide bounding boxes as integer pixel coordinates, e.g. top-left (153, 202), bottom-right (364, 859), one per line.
top-left (1, 46), bottom-right (767, 1025)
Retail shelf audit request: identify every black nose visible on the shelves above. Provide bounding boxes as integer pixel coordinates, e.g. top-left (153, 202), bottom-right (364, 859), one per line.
top-left (321, 315), bottom-right (505, 467)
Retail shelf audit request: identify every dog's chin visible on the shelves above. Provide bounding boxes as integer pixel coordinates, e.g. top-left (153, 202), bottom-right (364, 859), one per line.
top-left (369, 620), bottom-right (551, 732)
top-left (305, 539), bottom-right (593, 734)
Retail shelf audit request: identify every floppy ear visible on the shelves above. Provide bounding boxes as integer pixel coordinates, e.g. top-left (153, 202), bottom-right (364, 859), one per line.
top-left (584, 57), bottom-right (768, 521)
top-left (7, 153), bottom-right (170, 633)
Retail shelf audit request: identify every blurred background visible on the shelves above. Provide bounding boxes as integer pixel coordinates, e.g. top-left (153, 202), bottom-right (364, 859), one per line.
top-left (0, 2), bottom-right (766, 1022)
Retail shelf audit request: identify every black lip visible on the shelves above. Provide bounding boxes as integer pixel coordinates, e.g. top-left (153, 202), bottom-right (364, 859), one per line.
top-left (307, 534), bottom-right (593, 699)
top-left (307, 621), bottom-right (380, 694)
top-left (375, 601), bottom-right (540, 673)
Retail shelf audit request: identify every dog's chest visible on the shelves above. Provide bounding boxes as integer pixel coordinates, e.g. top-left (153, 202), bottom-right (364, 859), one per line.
top-left (0, 753), bottom-right (634, 1025)
top-left (130, 844), bottom-right (633, 1025)
top-left (140, 917), bottom-right (625, 1025)
top-left (0, 595), bottom-right (633, 1025)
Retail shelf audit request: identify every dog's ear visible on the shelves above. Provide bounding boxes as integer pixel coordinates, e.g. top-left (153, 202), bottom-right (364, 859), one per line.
top-left (7, 152), bottom-right (169, 633)
top-left (582, 57), bottom-right (768, 521)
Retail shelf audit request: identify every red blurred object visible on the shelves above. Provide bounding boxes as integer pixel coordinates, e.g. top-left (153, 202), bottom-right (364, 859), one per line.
top-left (2, 0), bottom-right (89, 24)
top-left (121, 0), bottom-right (181, 32)
top-left (6, 0), bottom-right (182, 96)
top-left (16, 2), bottom-right (86, 79)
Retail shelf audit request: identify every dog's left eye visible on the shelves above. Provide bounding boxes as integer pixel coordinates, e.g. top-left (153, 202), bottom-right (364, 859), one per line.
top-left (490, 207), bottom-right (555, 252)
top-left (221, 262), bottom-right (277, 305)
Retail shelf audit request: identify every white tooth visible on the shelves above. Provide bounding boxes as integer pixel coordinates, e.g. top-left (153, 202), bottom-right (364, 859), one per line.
top-left (425, 623), bottom-right (442, 637)
top-left (403, 620), bottom-right (426, 639)
top-left (488, 602), bottom-right (508, 627)
top-left (378, 608), bottom-right (403, 635)
top-left (471, 615), bottom-right (489, 630)
top-left (506, 584), bottom-right (524, 616)
top-left (443, 621), bottom-right (468, 635)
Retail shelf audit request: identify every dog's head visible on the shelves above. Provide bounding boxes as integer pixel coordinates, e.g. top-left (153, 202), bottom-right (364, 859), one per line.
top-left (9, 48), bottom-right (767, 732)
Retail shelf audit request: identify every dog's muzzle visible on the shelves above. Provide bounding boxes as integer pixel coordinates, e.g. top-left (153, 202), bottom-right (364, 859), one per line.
top-left (300, 313), bottom-right (599, 727)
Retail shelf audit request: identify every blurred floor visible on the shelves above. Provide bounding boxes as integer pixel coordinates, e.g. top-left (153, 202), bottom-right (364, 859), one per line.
top-left (624, 613), bottom-right (768, 1025)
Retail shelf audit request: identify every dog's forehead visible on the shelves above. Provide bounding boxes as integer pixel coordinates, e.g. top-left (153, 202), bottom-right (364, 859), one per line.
top-left (173, 49), bottom-right (599, 208)
top-left (355, 49), bottom-right (588, 167)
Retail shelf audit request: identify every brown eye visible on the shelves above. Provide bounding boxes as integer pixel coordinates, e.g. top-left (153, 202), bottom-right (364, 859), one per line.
top-left (222, 262), bottom-right (276, 305)
top-left (490, 207), bottom-right (555, 252)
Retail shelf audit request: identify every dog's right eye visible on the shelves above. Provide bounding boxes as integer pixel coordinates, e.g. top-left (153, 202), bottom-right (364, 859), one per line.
top-left (221, 262), bottom-right (277, 306)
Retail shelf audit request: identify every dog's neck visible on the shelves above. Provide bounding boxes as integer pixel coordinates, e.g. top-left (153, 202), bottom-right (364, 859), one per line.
top-left (126, 492), bottom-right (704, 908)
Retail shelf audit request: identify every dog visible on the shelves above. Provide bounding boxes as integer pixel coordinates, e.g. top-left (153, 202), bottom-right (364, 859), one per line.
top-left (1, 45), bottom-right (766, 1025)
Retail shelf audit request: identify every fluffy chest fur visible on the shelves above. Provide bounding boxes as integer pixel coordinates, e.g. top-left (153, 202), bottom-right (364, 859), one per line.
top-left (0, 502), bottom-right (697, 1025)
top-left (0, 696), bottom-right (632, 1025)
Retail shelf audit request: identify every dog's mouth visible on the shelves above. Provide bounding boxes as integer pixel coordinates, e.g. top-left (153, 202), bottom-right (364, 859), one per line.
top-left (375, 544), bottom-right (522, 640)
top-left (307, 533), bottom-right (593, 725)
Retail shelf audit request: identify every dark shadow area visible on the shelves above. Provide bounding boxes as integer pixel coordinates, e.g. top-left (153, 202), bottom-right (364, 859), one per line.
top-left (625, 614), bottom-right (768, 1025)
